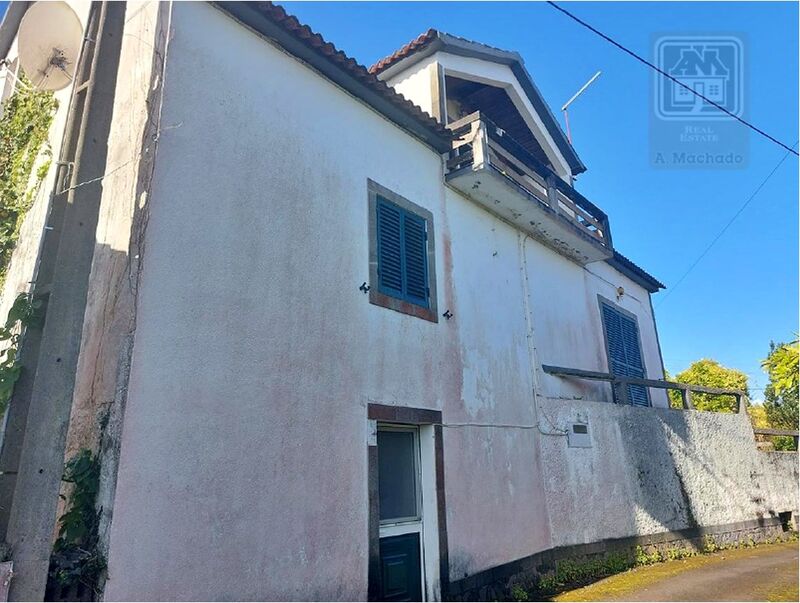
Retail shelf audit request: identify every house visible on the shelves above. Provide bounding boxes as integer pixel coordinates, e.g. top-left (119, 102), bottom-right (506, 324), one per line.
top-left (0, 2), bottom-right (795, 601)
top-left (668, 47), bottom-right (729, 108)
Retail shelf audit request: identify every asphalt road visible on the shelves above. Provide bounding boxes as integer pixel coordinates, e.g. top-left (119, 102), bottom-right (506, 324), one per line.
top-left (556, 541), bottom-right (799, 602)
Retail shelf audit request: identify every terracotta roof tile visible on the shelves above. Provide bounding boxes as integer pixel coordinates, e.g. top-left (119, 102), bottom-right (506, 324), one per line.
top-left (369, 29), bottom-right (439, 74)
top-left (241, 2), bottom-right (450, 146)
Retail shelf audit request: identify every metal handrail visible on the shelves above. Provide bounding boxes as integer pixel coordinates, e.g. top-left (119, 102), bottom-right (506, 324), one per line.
top-left (542, 364), bottom-right (748, 412)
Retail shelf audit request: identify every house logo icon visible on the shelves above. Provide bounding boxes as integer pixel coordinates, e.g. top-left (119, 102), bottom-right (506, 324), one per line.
top-left (655, 36), bottom-right (743, 120)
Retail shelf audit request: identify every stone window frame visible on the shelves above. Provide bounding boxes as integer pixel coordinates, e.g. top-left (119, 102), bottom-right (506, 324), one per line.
top-left (367, 179), bottom-right (438, 323)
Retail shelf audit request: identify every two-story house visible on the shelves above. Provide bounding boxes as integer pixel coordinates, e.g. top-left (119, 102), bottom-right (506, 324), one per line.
top-left (0, 2), bottom-right (795, 601)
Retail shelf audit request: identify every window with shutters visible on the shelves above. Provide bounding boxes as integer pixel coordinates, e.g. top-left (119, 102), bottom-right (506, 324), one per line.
top-left (599, 299), bottom-right (650, 407)
top-left (368, 180), bottom-right (437, 322)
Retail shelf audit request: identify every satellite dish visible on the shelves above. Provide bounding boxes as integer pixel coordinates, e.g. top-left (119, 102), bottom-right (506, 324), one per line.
top-left (17, 1), bottom-right (83, 91)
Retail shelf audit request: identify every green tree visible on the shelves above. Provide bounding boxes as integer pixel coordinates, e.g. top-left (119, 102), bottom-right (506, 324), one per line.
top-left (762, 340), bottom-right (798, 451)
top-left (667, 359), bottom-right (749, 413)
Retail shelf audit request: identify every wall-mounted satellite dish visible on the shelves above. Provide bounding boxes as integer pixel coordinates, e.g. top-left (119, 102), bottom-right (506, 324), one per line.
top-left (17, 1), bottom-right (83, 91)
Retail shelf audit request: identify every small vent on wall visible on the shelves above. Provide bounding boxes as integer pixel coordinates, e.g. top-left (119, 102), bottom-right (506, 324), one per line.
top-left (568, 422), bottom-right (591, 448)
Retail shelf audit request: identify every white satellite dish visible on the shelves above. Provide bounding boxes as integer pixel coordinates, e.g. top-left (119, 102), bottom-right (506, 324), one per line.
top-left (17, 1), bottom-right (83, 91)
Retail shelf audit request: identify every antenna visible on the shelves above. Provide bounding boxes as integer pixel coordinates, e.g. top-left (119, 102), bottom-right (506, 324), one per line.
top-left (17, 1), bottom-right (83, 91)
top-left (561, 70), bottom-right (602, 145)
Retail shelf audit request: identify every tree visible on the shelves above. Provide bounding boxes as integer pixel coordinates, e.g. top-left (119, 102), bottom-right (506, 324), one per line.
top-left (667, 359), bottom-right (749, 413)
top-left (762, 340), bottom-right (798, 451)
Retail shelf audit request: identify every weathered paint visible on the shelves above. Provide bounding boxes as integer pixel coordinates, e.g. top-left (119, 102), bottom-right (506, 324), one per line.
top-left (101, 3), bottom-right (672, 599)
top-left (1, 2), bottom-right (793, 601)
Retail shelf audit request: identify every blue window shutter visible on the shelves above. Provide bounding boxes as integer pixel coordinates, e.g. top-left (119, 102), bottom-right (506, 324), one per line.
top-left (375, 197), bottom-right (430, 308)
top-left (376, 198), bottom-right (403, 297)
top-left (402, 212), bottom-right (428, 306)
top-left (602, 303), bottom-right (649, 407)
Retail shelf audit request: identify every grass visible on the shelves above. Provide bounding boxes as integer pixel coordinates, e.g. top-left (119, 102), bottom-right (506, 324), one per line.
top-left (551, 540), bottom-right (799, 602)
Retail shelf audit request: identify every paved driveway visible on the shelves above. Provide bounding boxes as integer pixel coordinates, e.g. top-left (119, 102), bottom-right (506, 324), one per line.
top-left (555, 541), bottom-right (799, 602)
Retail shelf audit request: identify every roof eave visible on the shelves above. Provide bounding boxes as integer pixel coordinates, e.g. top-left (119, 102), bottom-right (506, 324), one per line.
top-left (606, 252), bottom-right (665, 294)
top-left (374, 31), bottom-right (586, 175)
top-left (213, 2), bottom-right (452, 155)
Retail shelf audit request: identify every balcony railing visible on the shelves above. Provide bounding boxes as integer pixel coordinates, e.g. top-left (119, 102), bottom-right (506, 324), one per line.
top-left (446, 111), bottom-right (612, 262)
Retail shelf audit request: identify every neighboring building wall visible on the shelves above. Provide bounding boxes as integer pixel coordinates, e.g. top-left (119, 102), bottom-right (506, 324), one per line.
top-left (0, 1), bottom-right (90, 319)
top-left (59, 0), bottom-right (170, 560)
top-left (0, 0), bottom-right (91, 543)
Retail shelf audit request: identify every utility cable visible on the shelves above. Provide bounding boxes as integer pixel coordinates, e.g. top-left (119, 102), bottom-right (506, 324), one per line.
top-left (656, 141), bottom-right (798, 307)
top-left (546, 1), bottom-right (798, 157)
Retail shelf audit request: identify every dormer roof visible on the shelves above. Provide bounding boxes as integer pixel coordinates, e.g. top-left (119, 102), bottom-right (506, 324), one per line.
top-left (369, 29), bottom-right (587, 175)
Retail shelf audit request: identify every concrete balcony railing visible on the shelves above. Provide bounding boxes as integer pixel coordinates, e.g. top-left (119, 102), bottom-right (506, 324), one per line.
top-left (445, 111), bottom-right (612, 265)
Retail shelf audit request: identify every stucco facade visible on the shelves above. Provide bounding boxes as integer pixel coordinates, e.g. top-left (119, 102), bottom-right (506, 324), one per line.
top-left (0, 2), bottom-right (796, 601)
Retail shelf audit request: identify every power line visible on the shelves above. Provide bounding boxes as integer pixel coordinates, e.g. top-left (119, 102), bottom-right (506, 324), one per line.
top-left (656, 141), bottom-right (798, 308)
top-left (546, 1), bottom-right (799, 157)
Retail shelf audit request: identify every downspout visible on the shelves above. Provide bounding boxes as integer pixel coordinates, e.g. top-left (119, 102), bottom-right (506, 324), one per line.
top-left (518, 232), bottom-right (565, 552)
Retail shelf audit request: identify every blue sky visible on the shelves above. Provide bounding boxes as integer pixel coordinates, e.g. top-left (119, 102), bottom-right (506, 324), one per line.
top-left (1, 2), bottom-right (796, 398)
top-left (282, 1), bottom-right (798, 398)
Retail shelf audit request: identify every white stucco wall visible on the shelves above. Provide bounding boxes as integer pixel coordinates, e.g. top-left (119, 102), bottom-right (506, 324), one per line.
top-left (386, 55), bottom-right (438, 119)
top-left (105, 3), bottom-right (447, 599)
top-left (101, 2), bottom-right (724, 600)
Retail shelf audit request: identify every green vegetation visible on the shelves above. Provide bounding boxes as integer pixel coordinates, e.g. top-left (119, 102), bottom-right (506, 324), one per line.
top-left (762, 340), bottom-right (799, 451)
top-left (47, 450), bottom-right (106, 596)
top-left (666, 359), bottom-right (749, 412)
top-left (509, 533), bottom-right (798, 602)
top-left (552, 539), bottom-right (799, 602)
top-left (0, 77), bottom-right (57, 285)
top-left (0, 292), bottom-right (40, 416)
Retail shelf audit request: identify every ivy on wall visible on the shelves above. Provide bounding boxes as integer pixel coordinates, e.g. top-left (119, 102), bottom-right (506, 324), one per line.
top-left (47, 449), bottom-right (107, 598)
top-left (0, 77), bottom-right (58, 285)
top-left (0, 291), bottom-right (40, 417)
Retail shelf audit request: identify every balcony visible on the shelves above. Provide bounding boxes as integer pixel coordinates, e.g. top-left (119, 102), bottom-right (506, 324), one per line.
top-left (445, 112), bottom-right (613, 264)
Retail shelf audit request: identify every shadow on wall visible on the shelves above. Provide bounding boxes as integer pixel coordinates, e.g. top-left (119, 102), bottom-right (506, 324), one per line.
top-left (540, 393), bottom-right (798, 549)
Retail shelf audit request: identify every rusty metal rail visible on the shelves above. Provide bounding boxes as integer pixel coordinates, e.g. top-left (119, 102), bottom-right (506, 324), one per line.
top-left (541, 365), bottom-right (747, 411)
top-left (543, 365), bottom-right (799, 450)
top-left (753, 428), bottom-right (800, 449)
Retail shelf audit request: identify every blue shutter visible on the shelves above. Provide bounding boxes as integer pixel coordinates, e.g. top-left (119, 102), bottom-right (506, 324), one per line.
top-left (375, 197), bottom-right (430, 308)
top-left (402, 212), bottom-right (428, 306)
top-left (619, 315), bottom-right (648, 406)
top-left (376, 198), bottom-right (403, 297)
top-left (602, 303), bottom-right (649, 407)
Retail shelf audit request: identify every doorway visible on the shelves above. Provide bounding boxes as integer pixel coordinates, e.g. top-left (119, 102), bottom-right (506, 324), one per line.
top-left (377, 426), bottom-right (424, 601)
top-left (367, 403), bottom-right (448, 602)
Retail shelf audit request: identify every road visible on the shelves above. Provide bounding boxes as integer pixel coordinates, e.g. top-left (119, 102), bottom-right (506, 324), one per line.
top-left (555, 540), bottom-right (799, 602)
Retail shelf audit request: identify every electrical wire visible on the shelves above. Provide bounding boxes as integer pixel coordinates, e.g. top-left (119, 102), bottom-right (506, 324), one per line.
top-left (546, 1), bottom-right (799, 157)
top-left (656, 141), bottom-right (798, 308)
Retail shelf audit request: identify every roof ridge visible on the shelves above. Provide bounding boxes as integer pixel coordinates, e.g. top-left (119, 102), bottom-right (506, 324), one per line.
top-left (368, 28), bottom-right (439, 74)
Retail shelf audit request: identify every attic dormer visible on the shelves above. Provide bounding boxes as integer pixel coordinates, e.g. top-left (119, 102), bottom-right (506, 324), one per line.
top-left (370, 30), bottom-right (585, 183)
top-left (371, 31), bottom-right (612, 265)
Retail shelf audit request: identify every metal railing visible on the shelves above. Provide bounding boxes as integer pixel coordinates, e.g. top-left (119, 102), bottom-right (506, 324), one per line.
top-left (446, 111), bottom-right (612, 249)
top-left (542, 365), bottom-right (748, 411)
top-left (543, 365), bottom-right (799, 449)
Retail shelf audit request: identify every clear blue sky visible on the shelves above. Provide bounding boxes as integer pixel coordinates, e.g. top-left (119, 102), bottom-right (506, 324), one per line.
top-left (282, 1), bottom-right (798, 399)
top-left (2, 2), bottom-right (796, 398)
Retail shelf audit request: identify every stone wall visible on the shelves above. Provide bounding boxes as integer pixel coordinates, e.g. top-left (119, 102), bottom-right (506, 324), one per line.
top-left (445, 397), bottom-right (798, 600)
top-left (538, 398), bottom-right (798, 546)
